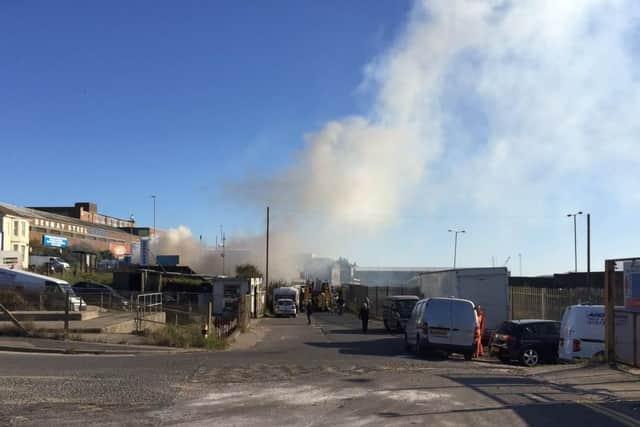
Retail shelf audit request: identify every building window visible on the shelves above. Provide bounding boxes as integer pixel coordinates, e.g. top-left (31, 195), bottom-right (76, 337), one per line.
top-left (13, 221), bottom-right (19, 236)
top-left (13, 244), bottom-right (18, 251)
top-left (21, 222), bottom-right (26, 237)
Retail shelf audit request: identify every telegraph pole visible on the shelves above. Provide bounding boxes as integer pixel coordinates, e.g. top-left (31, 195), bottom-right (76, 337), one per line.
top-left (151, 195), bottom-right (157, 237)
top-left (587, 213), bottom-right (591, 300)
top-left (265, 207), bottom-right (270, 293)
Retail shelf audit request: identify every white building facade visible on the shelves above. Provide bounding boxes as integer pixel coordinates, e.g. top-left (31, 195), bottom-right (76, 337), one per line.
top-left (0, 212), bottom-right (30, 268)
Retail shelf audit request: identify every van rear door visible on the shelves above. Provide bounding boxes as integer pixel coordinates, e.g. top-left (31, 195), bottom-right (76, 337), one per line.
top-left (450, 299), bottom-right (477, 347)
top-left (425, 299), bottom-right (451, 345)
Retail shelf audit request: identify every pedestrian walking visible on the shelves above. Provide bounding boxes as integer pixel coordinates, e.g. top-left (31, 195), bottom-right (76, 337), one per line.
top-left (359, 299), bottom-right (370, 333)
top-left (306, 300), bottom-right (313, 325)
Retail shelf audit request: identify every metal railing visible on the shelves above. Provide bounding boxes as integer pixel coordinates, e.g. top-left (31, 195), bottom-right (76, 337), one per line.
top-left (136, 292), bottom-right (162, 313)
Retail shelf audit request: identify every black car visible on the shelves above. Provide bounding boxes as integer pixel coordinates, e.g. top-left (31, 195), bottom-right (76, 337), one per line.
top-left (72, 281), bottom-right (130, 310)
top-left (490, 320), bottom-right (560, 367)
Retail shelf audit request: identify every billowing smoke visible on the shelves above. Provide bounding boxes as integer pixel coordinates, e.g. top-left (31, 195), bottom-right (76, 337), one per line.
top-left (150, 226), bottom-right (300, 280)
top-left (173, 1), bottom-right (640, 275)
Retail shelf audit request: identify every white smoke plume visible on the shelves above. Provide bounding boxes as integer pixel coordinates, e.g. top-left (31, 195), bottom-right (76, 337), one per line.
top-left (234, 0), bottom-right (640, 228)
top-left (150, 225), bottom-right (300, 280)
top-left (178, 0), bottom-right (640, 275)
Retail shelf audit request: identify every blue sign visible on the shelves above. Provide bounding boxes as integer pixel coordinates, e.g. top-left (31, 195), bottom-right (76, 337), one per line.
top-left (43, 235), bottom-right (68, 248)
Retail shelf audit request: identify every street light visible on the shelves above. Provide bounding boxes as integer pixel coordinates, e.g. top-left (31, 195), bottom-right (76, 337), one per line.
top-left (566, 211), bottom-right (583, 272)
top-left (448, 229), bottom-right (466, 269)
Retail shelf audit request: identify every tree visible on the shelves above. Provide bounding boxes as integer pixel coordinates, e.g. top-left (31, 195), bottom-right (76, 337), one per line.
top-left (235, 264), bottom-right (262, 279)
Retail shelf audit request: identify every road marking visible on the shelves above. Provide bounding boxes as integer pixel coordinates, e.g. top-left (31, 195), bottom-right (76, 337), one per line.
top-left (582, 402), bottom-right (640, 427)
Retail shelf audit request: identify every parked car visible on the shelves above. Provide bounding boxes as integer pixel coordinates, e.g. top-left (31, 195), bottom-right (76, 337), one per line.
top-left (383, 295), bottom-right (419, 332)
top-left (558, 305), bottom-right (605, 361)
top-left (405, 297), bottom-right (478, 360)
top-left (490, 320), bottom-right (560, 367)
top-left (29, 255), bottom-right (71, 271)
top-left (72, 281), bottom-right (129, 310)
top-left (274, 298), bottom-right (297, 317)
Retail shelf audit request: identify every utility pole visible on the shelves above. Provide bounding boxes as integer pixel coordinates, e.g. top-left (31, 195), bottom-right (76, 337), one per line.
top-left (151, 195), bottom-right (157, 237)
top-left (265, 206), bottom-right (270, 296)
top-left (566, 211), bottom-right (583, 272)
top-left (448, 229), bottom-right (465, 269)
top-left (587, 213), bottom-right (591, 300)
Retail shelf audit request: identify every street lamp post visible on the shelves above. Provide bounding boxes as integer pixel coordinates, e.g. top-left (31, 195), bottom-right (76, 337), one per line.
top-left (566, 211), bottom-right (583, 272)
top-left (448, 229), bottom-right (466, 269)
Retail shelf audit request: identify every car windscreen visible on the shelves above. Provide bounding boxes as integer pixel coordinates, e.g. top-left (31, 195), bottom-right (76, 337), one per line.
top-left (278, 300), bottom-right (293, 306)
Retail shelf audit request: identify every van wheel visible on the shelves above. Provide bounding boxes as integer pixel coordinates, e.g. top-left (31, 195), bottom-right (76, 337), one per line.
top-left (463, 352), bottom-right (473, 361)
top-left (521, 348), bottom-right (540, 367)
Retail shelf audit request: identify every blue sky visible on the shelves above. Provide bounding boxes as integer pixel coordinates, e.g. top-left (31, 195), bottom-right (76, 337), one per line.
top-left (2, 1), bottom-right (639, 275)
top-left (0, 1), bottom-right (410, 236)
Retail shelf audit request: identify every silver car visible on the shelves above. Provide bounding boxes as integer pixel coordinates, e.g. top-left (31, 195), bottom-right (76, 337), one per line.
top-left (274, 299), bottom-right (297, 317)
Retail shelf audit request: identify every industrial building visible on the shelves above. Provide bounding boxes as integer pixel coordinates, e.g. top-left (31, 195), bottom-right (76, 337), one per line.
top-left (0, 201), bottom-right (140, 261)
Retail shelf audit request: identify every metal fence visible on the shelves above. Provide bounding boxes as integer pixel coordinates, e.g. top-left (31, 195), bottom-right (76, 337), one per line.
top-left (345, 284), bottom-right (421, 320)
top-left (510, 286), bottom-right (624, 320)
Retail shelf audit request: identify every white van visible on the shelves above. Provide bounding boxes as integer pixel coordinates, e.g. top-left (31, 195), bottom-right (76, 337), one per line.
top-left (0, 267), bottom-right (85, 311)
top-left (559, 305), bottom-right (605, 360)
top-left (405, 297), bottom-right (478, 360)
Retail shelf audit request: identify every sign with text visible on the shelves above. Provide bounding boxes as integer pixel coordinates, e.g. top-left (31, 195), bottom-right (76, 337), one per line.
top-left (43, 235), bottom-right (68, 248)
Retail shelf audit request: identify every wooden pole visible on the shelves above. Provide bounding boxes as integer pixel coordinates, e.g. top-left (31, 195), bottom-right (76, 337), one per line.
top-left (587, 214), bottom-right (591, 301)
top-left (265, 206), bottom-right (269, 301)
top-left (604, 259), bottom-right (616, 366)
top-left (207, 299), bottom-right (212, 337)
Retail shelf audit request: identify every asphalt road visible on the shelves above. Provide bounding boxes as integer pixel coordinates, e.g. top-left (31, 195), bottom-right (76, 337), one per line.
top-left (1, 312), bottom-right (639, 426)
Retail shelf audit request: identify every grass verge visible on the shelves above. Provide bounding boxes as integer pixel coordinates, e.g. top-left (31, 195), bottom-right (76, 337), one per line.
top-left (147, 324), bottom-right (227, 350)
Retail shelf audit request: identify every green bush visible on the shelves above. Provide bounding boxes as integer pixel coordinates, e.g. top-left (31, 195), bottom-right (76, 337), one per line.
top-left (148, 324), bottom-right (226, 349)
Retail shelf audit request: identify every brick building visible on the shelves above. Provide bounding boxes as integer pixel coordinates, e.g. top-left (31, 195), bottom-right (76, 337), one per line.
top-left (0, 202), bottom-right (140, 260)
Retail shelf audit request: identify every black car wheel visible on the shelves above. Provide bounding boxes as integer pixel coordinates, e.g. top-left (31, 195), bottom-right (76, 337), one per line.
top-left (404, 333), bottom-right (412, 351)
top-left (384, 320), bottom-right (390, 332)
top-left (521, 348), bottom-right (540, 367)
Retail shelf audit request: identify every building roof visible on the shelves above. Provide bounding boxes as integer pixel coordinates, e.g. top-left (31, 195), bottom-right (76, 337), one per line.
top-left (0, 201), bottom-right (135, 235)
top-left (355, 267), bottom-right (446, 272)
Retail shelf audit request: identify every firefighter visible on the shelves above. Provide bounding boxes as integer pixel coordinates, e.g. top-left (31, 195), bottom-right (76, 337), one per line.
top-left (475, 305), bottom-right (486, 357)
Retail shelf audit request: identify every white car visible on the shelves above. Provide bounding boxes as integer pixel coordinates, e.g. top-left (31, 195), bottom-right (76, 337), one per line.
top-left (274, 299), bottom-right (297, 317)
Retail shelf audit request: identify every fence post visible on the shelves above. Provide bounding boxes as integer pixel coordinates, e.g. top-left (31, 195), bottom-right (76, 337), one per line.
top-left (64, 291), bottom-right (70, 339)
top-left (541, 287), bottom-right (547, 319)
top-left (207, 300), bottom-right (212, 337)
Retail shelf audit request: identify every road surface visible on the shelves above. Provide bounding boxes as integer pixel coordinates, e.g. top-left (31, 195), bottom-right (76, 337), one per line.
top-left (1, 313), bottom-right (639, 426)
